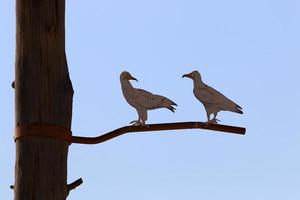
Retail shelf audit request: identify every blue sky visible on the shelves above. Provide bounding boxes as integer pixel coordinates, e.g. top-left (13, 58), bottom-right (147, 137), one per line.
top-left (1, 0), bottom-right (300, 199)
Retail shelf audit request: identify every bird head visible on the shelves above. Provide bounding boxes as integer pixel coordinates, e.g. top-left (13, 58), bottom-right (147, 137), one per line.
top-left (120, 71), bottom-right (138, 82)
top-left (182, 70), bottom-right (201, 80)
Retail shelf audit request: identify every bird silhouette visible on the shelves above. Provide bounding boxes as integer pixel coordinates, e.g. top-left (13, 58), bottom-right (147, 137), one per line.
top-left (120, 71), bottom-right (177, 126)
top-left (182, 70), bottom-right (243, 124)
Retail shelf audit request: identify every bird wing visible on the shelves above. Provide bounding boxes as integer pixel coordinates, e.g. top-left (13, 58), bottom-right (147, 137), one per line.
top-left (194, 84), bottom-right (243, 113)
top-left (194, 84), bottom-right (224, 104)
top-left (134, 89), bottom-right (163, 109)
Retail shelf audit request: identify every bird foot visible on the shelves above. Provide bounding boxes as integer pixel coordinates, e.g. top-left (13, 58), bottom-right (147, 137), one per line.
top-left (204, 118), bottom-right (220, 127)
top-left (130, 120), bottom-right (140, 124)
top-left (131, 121), bottom-right (150, 128)
top-left (141, 124), bottom-right (150, 128)
top-left (131, 121), bottom-right (142, 126)
top-left (211, 118), bottom-right (220, 123)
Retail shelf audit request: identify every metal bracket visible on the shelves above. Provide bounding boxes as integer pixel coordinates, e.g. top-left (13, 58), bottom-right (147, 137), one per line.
top-left (14, 124), bottom-right (72, 143)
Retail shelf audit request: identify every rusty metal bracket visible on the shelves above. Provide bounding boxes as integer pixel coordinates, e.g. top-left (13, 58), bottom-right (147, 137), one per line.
top-left (14, 122), bottom-right (246, 145)
top-left (71, 121), bottom-right (246, 145)
top-left (14, 124), bottom-right (72, 143)
top-left (66, 178), bottom-right (83, 197)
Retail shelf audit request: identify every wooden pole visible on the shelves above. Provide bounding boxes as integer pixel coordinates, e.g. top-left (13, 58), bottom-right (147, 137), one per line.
top-left (14, 0), bottom-right (73, 199)
top-left (13, 1), bottom-right (245, 199)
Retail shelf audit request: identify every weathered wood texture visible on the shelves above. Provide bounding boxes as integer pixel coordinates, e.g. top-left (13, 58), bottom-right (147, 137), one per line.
top-left (15, 0), bottom-right (73, 199)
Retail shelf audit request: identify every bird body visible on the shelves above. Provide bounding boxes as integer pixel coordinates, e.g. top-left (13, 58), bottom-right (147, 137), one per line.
top-left (183, 70), bottom-right (242, 123)
top-left (120, 71), bottom-right (177, 126)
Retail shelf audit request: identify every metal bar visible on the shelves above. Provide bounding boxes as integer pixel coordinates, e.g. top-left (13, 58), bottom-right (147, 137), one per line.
top-left (71, 122), bottom-right (246, 145)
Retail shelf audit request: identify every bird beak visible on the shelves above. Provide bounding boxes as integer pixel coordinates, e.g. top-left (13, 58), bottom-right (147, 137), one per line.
top-left (182, 73), bottom-right (192, 79)
top-left (130, 76), bottom-right (138, 82)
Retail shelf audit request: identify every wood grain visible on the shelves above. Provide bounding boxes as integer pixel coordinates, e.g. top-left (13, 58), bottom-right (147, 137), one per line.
top-left (14, 0), bottom-right (73, 199)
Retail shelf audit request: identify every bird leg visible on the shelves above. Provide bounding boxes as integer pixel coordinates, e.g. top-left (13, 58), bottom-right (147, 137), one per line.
top-left (134, 110), bottom-right (150, 128)
top-left (139, 117), bottom-right (150, 128)
top-left (204, 113), bottom-right (211, 127)
top-left (204, 113), bottom-right (220, 126)
top-left (130, 110), bottom-right (150, 127)
top-left (205, 113), bottom-right (220, 125)
top-left (130, 111), bottom-right (142, 125)
top-left (212, 113), bottom-right (220, 123)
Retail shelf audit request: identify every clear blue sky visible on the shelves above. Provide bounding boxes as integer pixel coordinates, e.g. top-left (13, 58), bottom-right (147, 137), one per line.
top-left (1, 0), bottom-right (300, 199)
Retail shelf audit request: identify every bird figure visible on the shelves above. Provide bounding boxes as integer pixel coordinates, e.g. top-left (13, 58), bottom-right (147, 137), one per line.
top-left (182, 70), bottom-right (243, 124)
top-left (120, 71), bottom-right (177, 126)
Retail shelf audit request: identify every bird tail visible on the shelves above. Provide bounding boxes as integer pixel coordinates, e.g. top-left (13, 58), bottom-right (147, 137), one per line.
top-left (160, 96), bottom-right (177, 112)
top-left (167, 105), bottom-right (177, 112)
top-left (234, 104), bottom-right (243, 114)
top-left (222, 97), bottom-right (243, 114)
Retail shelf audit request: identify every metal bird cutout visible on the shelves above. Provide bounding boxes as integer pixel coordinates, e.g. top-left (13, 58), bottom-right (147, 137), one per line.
top-left (183, 70), bottom-right (243, 125)
top-left (120, 71), bottom-right (177, 126)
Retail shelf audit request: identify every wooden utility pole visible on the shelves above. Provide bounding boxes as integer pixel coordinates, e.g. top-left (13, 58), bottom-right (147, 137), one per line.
top-left (13, 0), bottom-right (245, 199)
top-left (14, 0), bottom-right (73, 199)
